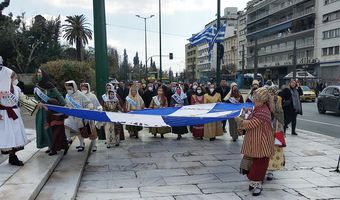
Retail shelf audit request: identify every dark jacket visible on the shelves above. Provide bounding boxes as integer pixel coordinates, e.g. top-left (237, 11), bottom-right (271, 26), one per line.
top-left (143, 90), bottom-right (155, 108)
top-left (216, 86), bottom-right (230, 100)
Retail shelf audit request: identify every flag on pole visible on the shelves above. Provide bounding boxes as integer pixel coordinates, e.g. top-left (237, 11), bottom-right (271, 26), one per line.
top-left (188, 25), bottom-right (217, 46)
top-left (208, 23), bottom-right (227, 60)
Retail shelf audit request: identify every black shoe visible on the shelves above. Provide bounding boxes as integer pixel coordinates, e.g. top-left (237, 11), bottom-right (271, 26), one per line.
top-left (45, 149), bottom-right (51, 153)
top-left (292, 132), bottom-right (298, 135)
top-left (64, 146), bottom-right (69, 155)
top-left (115, 143), bottom-right (120, 147)
top-left (135, 135), bottom-right (139, 139)
top-left (252, 187), bottom-right (263, 196)
top-left (209, 137), bottom-right (216, 141)
top-left (153, 134), bottom-right (157, 138)
top-left (249, 185), bottom-right (254, 191)
top-left (199, 137), bottom-right (203, 140)
top-left (48, 151), bottom-right (57, 156)
top-left (177, 135), bottom-right (182, 140)
top-left (107, 145), bottom-right (111, 149)
top-left (161, 134), bottom-right (164, 139)
top-left (76, 142), bottom-right (85, 149)
top-left (77, 146), bottom-right (85, 152)
top-left (9, 155), bottom-right (24, 166)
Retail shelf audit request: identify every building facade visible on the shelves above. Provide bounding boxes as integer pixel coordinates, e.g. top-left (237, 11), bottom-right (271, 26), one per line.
top-left (185, 43), bottom-right (197, 81)
top-left (315, 0), bottom-right (340, 84)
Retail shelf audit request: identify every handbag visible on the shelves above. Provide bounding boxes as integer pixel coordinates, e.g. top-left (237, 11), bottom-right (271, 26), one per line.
top-left (275, 131), bottom-right (286, 147)
top-left (240, 156), bottom-right (253, 175)
top-left (79, 120), bottom-right (92, 138)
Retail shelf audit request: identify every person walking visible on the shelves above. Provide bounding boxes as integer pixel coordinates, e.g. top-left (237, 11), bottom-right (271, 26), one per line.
top-left (224, 82), bottom-right (244, 141)
top-left (170, 86), bottom-right (188, 140)
top-left (191, 86), bottom-right (205, 139)
top-left (0, 69), bottom-right (27, 166)
top-left (149, 86), bottom-right (171, 138)
top-left (125, 85), bottom-right (145, 139)
top-left (204, 84), bottom-right (223, 141)
top-left (35, 69), bottom-right (68, 156)
top-left (279, 80), bottom-right (303, 135)
top-left (236, 87), bottom-right (275, 196)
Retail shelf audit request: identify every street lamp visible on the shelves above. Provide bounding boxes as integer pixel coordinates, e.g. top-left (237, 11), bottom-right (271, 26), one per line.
top-left (136, 14), bottom-right (154, 81)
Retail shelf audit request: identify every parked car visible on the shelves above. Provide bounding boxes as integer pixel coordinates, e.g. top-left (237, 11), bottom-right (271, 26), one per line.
top-left (300, 86), bottom-right (316, 102)
top-left (317, 86), bottom-right (340, 114)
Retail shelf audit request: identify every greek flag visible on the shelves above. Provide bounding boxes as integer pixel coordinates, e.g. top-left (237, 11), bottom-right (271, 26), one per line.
top-left (208, 23), bottom-right (227, 60)
top-left (188, 25), bottom-right (217, 46)
top-left (46, 103), bottom-right (253, 127)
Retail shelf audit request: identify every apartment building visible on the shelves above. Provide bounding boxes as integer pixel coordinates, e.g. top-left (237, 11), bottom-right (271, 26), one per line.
top-left (237, 11), bottom-right (248, 72)
top-left (315, 0), bottom-right (340, 84)
top-left (185, 43), bottom-right (198, 81)
top-left (245, 0), bottom-right (316, 84)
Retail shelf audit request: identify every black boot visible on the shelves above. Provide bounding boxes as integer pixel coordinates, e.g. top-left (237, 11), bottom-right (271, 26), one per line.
top-left (9, 154), bottom-right (24, 166)
top-left (177, 134), bottom-right (182, 140)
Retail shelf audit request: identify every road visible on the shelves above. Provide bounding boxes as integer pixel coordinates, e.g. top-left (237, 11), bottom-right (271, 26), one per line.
top-left (297, 102), bottom-right (340, 138)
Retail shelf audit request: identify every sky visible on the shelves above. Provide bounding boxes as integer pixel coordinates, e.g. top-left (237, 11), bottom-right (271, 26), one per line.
top-left (4, 0), bottom-right (249, 73)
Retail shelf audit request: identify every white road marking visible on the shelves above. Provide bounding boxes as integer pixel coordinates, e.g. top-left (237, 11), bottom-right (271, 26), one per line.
top-left (298, 118), bottom-right (340, 128)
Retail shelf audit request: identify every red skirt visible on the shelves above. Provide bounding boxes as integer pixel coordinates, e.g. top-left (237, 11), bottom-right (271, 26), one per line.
top-left (247, 157), bottom-right (270, 181)
top-left (192, 125), bottom-right (204, 138)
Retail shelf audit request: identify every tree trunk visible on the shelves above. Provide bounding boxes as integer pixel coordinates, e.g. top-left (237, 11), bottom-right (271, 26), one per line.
top-left (76, 38), bottom-right (82, 61)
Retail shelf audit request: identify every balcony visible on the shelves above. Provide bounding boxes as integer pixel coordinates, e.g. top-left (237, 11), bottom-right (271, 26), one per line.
top-left (247, 7), bottom-right (315, 36)
top-left (247, 0), bottom-right (307, 24)
top-left (247, 28), bottom-right (314, 47)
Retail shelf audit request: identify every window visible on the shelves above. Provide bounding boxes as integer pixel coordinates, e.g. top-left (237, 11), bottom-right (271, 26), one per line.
top-left (335, 46), bottom-right (340, 54)
top-left (329, 47), bottom-right (334, 55)
top-left (323, 10), bottom-right (340, 23)
top-left (323, 28), bottom-right (340, 39)
top-left (322, 48), bottom-right (328, 56)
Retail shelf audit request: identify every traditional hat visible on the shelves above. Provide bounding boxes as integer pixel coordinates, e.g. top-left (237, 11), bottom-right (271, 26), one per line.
top-left (252, 80), bottom-right (259, 86)
top-left (253, 87), bottom-right (270, 103)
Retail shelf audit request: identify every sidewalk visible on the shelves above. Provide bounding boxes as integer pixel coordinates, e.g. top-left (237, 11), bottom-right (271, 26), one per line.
top-left (76, 128), bottom-right (340, 200)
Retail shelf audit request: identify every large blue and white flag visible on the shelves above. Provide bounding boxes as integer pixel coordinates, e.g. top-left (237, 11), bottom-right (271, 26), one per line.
top-left (208, 23), bottom-right (227, 60)
top-left (46, 103), bottom-right (253, 127)
top-left (188, 25), bottom-right (217, 46)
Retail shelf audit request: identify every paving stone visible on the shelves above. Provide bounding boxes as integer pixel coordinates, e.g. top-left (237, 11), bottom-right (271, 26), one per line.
top-left (140, 185), bottom-right (201, 198)
top-left (185, 165), bottom-right (237, 175)
top-left (175, 192), bottom-right (241, 200)
top-left (77, 188), bottom-right (140, 199)
top-left (303, 177), bottom-right (339, 187)
top-left (174, 155), bottom-right (218, 162)
top-left (236, 189), bottom-right (309, 200)
top-left (295, 187), bottom-right (340, 199)
top-left (157, 161), bottom-right (203, 169)
top-left (197, 181), bottom-right (249, 193)
top-left (108, 177), bottom-right (166, 188)
top-left (163, 174), bottom-right (221, 185)
top-left (136, 169), bottom-right (188, 178)
top-left (269, 178), bottom-right (317, 189)
top-left (82, 171), bottom-right (136, 181)
top-left (214, 172), bottom-right (248, 182)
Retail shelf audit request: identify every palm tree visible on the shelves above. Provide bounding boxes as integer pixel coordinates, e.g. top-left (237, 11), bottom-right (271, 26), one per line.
top-left (63, 14), bottom-right (92, 61)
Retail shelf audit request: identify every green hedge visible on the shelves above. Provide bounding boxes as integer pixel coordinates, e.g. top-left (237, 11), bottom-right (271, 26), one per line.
top-left (40, 60), bottom-right (96, 93)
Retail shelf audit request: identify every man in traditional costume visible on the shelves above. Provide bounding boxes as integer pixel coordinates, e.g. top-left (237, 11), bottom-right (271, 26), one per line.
top-left (64, 80), bottom-right (93, 152)
top-left (149, 86), bottom-right (171, 138)
top-left (125, 85), bottom-right (145, 139)
top-left (35, 69), bottom-right (68, 156)
top-left (80, 83), bottom-right (102, 152)
top-left (170, 86), bottom-right (188, 140)
top-left (0, 63), bottom-right (27, 166)
top-left (204, 84), bottom-right (223, 141)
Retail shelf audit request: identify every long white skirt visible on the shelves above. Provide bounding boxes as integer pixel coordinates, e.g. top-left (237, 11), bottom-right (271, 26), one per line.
top-left (64, 116), bottom-right (83, 132)
top-left (0, 108), bottom-right (27, 150)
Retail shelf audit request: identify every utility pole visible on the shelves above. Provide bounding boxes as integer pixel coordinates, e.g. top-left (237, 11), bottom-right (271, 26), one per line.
top-left (242, 44), bottom-right (245, 75)
top-left (293, 40), bottom-right (297, 79)
top-left (253, 39), bottom-right (258, 81)
top-left (93, 0), bottom-right (109, 97)
top-left (159, 0), bottom-right (163, 82)
top-left (216, 0), bottom-right (221, 86)
top-left (136, 14), bottom-right (154, 81)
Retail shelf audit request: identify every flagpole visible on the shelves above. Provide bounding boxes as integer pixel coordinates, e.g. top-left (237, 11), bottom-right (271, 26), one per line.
top-left (216, 0), bottom-right (221, 86)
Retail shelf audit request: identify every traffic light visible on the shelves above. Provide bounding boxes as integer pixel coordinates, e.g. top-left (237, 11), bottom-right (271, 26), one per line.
top-left (169, 53), bottom-right (173, 60)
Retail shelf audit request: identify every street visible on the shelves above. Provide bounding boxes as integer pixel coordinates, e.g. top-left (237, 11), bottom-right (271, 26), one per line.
top-left (297, 102), bottom-right (340, 138)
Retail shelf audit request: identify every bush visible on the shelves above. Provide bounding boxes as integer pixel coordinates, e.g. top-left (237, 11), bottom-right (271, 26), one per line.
top-left (40, 60), bottom-right (96, 93)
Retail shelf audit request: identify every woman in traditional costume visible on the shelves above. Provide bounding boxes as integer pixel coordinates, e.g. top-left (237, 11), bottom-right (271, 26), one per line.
top-left (0, 70), bottom-right (27, 166)
top-left (245, 80), bottom-right (260, 103)
top-left (266, 86), bottom-right (285, 181)
top-left (103, 90), bottom-right (124, 148)
top-left (64, 80), bottom-right (93, 152)
top-left (236, 87), bottom-right (275, 196)
top-left (125, 85), bottom-right (145, 139)
top-left (80, 83), bottom-right (102, 152)
top-left (224, 82), bottom-right (244, 141)
top-left (102, 83), bottom-right (125, 141)
top-left (149, 86), bottom-right (171, 138)
top-left (191, 86), bottom-right (205, 139)
top-left (204, 84), bottom-right (224, 141)
top-left (35, 69), bottom-right (68, 156)
top-left (170, 86), bottom-right (188, 140)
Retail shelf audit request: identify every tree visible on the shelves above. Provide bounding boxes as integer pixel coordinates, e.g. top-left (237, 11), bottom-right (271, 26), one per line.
top-left (63, 14), bottom-right (92, 61)
top-left (120, 49), bottom-right (129, 81)
top-left (107, 47), bottom-right (119, 78)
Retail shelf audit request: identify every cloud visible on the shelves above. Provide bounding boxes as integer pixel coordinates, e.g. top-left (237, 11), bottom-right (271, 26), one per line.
top-left (44, 0), bottom-right (247, 15)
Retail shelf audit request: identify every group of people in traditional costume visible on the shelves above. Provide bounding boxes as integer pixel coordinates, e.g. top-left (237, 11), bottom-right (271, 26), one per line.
top-left (1, 53), bottom-right (304, 197)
